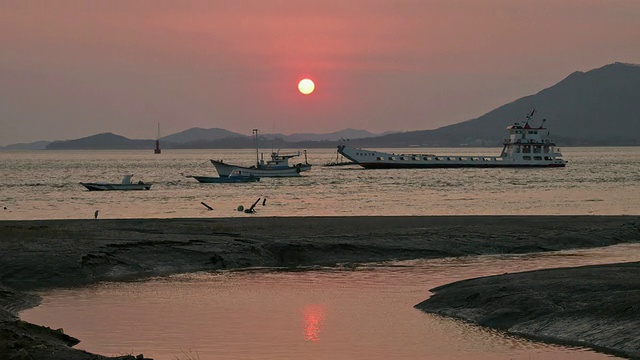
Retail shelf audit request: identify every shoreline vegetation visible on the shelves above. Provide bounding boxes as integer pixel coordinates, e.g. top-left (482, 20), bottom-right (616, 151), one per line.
top-left (1, 216), bottom-right (639, 359)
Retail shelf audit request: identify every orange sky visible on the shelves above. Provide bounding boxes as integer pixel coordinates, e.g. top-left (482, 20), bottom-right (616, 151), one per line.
top-left (1, 0), bottom-right (639, 144)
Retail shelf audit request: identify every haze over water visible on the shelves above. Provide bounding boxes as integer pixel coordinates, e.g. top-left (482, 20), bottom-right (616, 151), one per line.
top-left (0, 147), bottom-right (638, 220)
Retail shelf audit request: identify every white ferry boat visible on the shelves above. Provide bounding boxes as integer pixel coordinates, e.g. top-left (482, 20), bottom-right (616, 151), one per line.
top-left (337, 110), bottom-right (566, 169)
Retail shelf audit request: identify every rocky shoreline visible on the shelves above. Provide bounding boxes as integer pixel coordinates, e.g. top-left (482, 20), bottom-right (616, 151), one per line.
top-left (415, 262), bottom-right (640, 359)
top-left (1, 216), bottom-right (639, 359)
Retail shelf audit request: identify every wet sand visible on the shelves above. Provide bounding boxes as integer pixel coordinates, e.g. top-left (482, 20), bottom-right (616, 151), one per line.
top-left (1, 216), bottom-right (639, 359)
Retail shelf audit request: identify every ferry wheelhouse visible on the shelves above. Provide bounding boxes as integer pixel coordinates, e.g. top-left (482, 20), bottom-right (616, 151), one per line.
top-left (337, 110), bottom-right (566, 169)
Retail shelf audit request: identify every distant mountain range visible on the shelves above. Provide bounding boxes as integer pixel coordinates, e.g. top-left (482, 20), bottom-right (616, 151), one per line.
top-left (3, 62), bottom-right (639, 151)
top-left (0, 140), bottom-right (51, 151)
top-left (44, 128), bottom-right (384, 150)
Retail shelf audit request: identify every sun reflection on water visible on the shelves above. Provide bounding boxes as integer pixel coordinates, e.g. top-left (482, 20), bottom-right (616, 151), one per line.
top-left (303, 304), bottom-right (325, 343)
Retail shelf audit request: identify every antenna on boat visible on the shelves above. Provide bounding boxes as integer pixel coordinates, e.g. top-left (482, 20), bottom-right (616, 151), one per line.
top-left (523, 109), bottom-right (536, 129)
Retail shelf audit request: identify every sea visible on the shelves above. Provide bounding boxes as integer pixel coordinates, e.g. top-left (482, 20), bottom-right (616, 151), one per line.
top-left (5, 146), bottom-right (640, 359)
top-left (0, 147), bottom-right (638, 219)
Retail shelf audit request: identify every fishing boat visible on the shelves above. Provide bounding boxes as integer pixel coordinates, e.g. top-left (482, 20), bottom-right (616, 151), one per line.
top-left (191, 170), bottom-right (260, 183)
top-left (210, 129), bottom-right (312, 177)
top-left (337, 110), bottom-right (567, 168)
top-left (80, 175), bottom-right (152, 191)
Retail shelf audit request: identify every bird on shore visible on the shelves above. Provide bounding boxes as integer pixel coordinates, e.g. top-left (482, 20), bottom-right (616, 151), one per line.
top-left (94, 210), bottom-right (99, 219)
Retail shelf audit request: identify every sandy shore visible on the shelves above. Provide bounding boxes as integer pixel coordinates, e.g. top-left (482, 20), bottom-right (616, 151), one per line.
top-left (1, 215), bottom-right (639, 359)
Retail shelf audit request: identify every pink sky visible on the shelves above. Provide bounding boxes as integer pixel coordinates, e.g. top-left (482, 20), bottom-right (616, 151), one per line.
top-left (1, 0), bottom-right (639, 145)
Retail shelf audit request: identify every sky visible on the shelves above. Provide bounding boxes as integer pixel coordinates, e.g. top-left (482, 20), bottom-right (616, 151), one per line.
top-left (1, 0), bottom-right (640, 145)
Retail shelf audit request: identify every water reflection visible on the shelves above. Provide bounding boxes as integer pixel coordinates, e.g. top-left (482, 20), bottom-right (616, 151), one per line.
top-left (23, 244), bottom-right (640, 359)
top-left (303, 304), bottom-right (325, 343)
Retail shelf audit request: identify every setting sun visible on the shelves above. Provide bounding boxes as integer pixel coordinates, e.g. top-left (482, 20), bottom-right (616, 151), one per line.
top-left (298, 78), bottom-right (315, 95)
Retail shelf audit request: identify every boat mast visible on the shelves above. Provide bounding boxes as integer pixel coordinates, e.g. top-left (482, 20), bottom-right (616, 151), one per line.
top-left (253, 128), bottom-right (259, 166)
top-left (154, 123), bottom-right (161, 154)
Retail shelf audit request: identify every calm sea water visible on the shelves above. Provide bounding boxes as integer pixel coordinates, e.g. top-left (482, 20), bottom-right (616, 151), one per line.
top-left (0, 147), bottom-right (638, 220)
top-left (22, 244), bottom-right (640, 360)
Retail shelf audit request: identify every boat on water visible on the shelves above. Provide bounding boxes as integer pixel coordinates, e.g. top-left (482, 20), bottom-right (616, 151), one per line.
top-left (80, 175), bottom-right (152, 191)
top-left (191, 170), bottom-right (260, 183)
top-left (337, 110), bottom-right (567, 169)
top-left (210, 129), bottom-right (312, 177)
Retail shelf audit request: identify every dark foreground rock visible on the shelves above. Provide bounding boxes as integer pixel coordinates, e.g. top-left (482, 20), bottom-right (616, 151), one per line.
top-left (0, 215), bottom-right (639, 359)
top-left (416, 262), bottom-right (640, 359)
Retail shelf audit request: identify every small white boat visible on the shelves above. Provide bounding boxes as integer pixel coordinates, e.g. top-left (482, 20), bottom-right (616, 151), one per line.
top-left (80, 175), bottom-right (152, 191)
top-left (338, 110), bottom-right (567, 169)
top-left (210, 129), bottom-right (312, 177)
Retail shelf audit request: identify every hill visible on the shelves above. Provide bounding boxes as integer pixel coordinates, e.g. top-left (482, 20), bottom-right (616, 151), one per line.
top-left (160, 127), bottom-right (245, 143)
top-left (0, 140), bottom-right (51, 151)
top-left (46, 133), bottom-right (155, 150)
top-left (350, 62), bottom-right (640, 147)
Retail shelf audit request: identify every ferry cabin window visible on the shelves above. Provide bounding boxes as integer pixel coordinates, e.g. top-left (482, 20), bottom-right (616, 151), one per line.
top-left (388, 157), bottom-right (395, 161)
top-left (533, 146), bottom-right (541, 153)
top-left (523, 146), bottom-right (531, 153)
top-left (412, 157), bottom-right (420, 161)
top-left (448, 157), bottom-right (457, 161)
top-left (533, 156), bottom-right (542, 160)
top-left (523, 156), bottom-right (532, 160)
top-left (544, 156), bottom-right (552, 161)
top-left (377, 157), bottom-right (384, 161)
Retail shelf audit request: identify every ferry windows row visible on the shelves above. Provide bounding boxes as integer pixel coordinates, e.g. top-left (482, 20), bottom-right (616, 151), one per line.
top-left (356, 152), bottom-right (375, 156)
top-left (522, 156), bottom-right (553, 161)
top-left (375, 156), bottom-right (513, 162)
top-left (518, 145), bottom-right (552, 154)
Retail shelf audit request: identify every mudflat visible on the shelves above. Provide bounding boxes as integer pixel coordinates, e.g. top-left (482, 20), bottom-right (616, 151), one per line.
top-left (1, 216), bottom-right (639, 359)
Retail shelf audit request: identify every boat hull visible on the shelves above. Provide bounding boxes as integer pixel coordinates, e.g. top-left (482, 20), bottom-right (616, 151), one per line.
top-left (80, 183), bottom-right (152, 191)
top-left (357, 162), bottom-right (566, 169)
top-left (191, 175), bottom-right (260, 183)
top-left (210, 160), bottom-right (312, 177)
top-left (337, 145), bottom-right (566, 169)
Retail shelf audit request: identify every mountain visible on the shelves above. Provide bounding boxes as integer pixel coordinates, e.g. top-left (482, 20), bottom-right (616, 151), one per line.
top-left (344, 62), bottom-right (640, 148)
top-left (281, 129), bottom-right (380, 142)
top-left (27, 62), bottom-right (640, 150)
top-left (160, 127), bottom-right (245, 143)
top-left (46, 133), bottom-right (155, 150)
top-left (0, 140), bottom-right (51, 151)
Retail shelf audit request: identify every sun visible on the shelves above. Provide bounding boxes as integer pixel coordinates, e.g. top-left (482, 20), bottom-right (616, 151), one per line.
top-left (298, 78), bottom-right (315, 95)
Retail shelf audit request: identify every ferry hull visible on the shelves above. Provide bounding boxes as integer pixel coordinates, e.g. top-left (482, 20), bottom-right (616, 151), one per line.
top-left (358, 162), bottom-right (566, 169)
top-left (338, 144), bottom-right (567, 169)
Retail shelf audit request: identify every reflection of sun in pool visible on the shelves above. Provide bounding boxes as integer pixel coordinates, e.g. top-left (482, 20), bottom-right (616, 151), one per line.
top-left (298, 79), bottom-right (315, 95)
